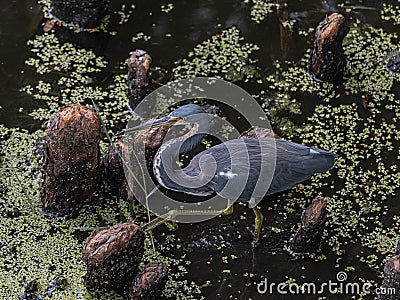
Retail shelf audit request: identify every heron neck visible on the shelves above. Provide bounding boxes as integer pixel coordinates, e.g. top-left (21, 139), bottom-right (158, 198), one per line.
top-left (153, 123), bottom-right (213, 196)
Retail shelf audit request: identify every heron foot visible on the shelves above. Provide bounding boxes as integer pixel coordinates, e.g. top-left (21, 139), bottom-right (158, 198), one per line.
top-left (220, 201), bottom-right (234, 216)
top-left (252, 207), bottom-right (264, 247)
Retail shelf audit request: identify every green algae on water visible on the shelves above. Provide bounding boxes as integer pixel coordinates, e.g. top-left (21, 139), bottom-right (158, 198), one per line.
top-left (244, 0), bottom-right (277, 24)
top-left (0, 124), bottom-right (204, 299)
top-left (172, 27), bottom-right (259, 82)
top-left (262, 19), bottom-right (400, 282)
top-left (381, 3), bottom-right (400, 26)
top-left (22, 33), bottom-right (132, 134)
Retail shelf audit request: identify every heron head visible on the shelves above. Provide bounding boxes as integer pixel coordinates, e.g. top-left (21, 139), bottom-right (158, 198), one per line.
top-left (115, 104), bottom-right (206, 136)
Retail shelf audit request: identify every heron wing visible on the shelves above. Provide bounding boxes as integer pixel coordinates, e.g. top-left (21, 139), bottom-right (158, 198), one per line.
top-left (183, 138), bottom-right (335, 201)
top-left (266, 139), bottom-right (336, 195)
top-left (185, 138), bottom-right (277, 202)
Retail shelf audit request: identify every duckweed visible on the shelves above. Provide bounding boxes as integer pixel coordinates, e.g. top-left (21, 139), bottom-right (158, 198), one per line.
top-left (263, 19), bottom-right (400, 284)
top-left (244, 0), bottom-right (277, 23)
top-left (2, 2), bottom-right (400, 299)
top-left (381, 3), bottom-right (400, 26)
top-left (172, 27), bottom-right (259, 82)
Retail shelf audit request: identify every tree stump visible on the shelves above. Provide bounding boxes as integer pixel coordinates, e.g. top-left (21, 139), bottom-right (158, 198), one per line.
top-left (240, 126), bottom-right (279, 139)
top-left (380, 255), bottom-right (400, 299)
top-left (307, 13), bottom-right (349, 83)
top-left (104, 140), bottom-right (128, 199)
top-left (127, 50), bottom-right (152, 108)
top-left (290, 198), bottom-right (327, 255)
top-left (82, 222), bottom-right (145, 292)
top-left (41, 104), bottom-right (101, 217)
top-left (128, 262), bottom-right (169, 300)
top-left (385, 51), bottom-right (400, 74)
top-left (49, 0), bottom-right (109, 30)
top-left (276, 0), bottom-right (295, 60)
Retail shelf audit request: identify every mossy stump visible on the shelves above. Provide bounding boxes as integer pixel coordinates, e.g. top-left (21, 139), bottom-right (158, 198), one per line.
top-left (49, 0), bottom-right (109, 30)
top-left (380, 256), bottom-right (400, 299)
top-left (127, 50), bottom-right (152, 108)
top-left (307, 13), bottom-right (349, 83)
top-left (41, 104), bottom-right (101, 217)
top-left (290, 198), bottom-right (327, 254)
top-left (82, 222), bottom-right (145, 292)
top-left (128, 262), bottom-right (169, 300)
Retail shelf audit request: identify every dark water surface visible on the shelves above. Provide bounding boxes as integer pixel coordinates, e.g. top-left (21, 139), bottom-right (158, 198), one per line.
top-left (0, 0), bottom-right (399, 299)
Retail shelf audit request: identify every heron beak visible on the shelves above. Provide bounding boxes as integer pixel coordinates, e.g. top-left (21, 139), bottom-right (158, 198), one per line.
top-left (114, 115), bottom-right (185, 136)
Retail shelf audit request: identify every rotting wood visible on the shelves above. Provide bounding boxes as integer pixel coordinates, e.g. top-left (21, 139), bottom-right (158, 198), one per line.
top-left (82, 222), bottom-right (145, 292)
top-left (128, 262), bottom-right (169, 300)
top-left (49, 0), bottom-right (109, 31)
top-left (290, 198), bottom-right (328, 255)
top-left (307, 13), bottom-right (349, 83)
top-left (41, 104), bottom-right (101, 217)
top-left (127, 50), bottom-right (152, 108)
top-left (380, 254), bottom-right (400, 299)
top-left (240, 126), bottom-right (279, 139)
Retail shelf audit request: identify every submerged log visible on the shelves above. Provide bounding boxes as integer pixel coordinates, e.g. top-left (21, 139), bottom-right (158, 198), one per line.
top-left (41, 104), bottom-right (101, 217)
top-left (290, 198), bottom-right (327, 254)
top-left (276, 0), bottom-right (295, 60)
top-left (128, 262), bottom-right (169, 300)
top-left (127, 50), bottom-right (152, 108)
top-left (49, 0), bottom-right (109, 30)
top-left (380, 255), bottom-right (400, 299)
top-left (82, 222), bottom-right (145, 292)
top-left (104, 140), bottom-right (128, 199)
top-left (307, 13), bottom-right (349, 83)
top-left (385, 51), bottom-right (400, 74)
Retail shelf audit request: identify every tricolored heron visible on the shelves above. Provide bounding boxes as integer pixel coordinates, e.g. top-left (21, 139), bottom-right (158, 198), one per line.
top-left (118, 104), bottom-right (337, 244)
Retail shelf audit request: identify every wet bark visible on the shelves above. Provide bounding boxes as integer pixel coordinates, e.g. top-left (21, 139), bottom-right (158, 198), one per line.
top-left (385, 52), bottom-right (400, 74)
top-left (104, 118), bottom-right (172, 200)
top-left (127, 50), bottom-right (152, 108)
top-left (124, 118), bottom-right (174, 200)
top-left (290, 198), bottom-right (327, 254)
top-left (82, 222), bottom-right (144, 292)
top-left (240, 126), bottom-right (279, 139)
top-left (104, 140), bottom-right (128, 199)
top-left (128, 262), bottom-right (169, 300)
top-left (41, 104), bottom-right (101, 217)
top-left (380, 256), bottom-right (400, 299)
top-left (49, 0), bottom-right (109, 30)
top-left (307, 13), bottom-right (349, 83)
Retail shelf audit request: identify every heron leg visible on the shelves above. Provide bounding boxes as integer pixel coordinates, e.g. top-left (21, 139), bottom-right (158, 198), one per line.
top-left (252, 207), bottom-right (264, 246)
top-left (142, 210), bottom-right (177, 231)
top-left (220, 200), bottom-right (234, 216)
top-left (142, 209), bottom-right (229, 232)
